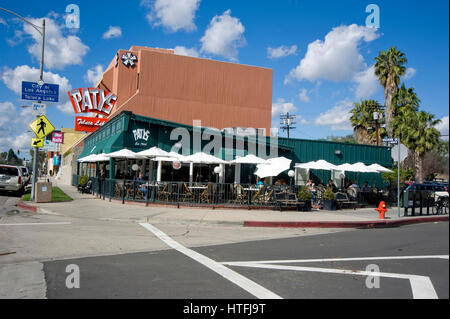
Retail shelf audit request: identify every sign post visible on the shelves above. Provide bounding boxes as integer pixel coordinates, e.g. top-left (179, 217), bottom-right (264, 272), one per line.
top-left (397, 137), bottom-right (401, 218)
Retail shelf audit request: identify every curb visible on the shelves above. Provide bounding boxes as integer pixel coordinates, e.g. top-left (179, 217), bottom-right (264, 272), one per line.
top-left (16, 200), bottom-right (38, 212)
top-left (243, 216), bottom-right (449, 229)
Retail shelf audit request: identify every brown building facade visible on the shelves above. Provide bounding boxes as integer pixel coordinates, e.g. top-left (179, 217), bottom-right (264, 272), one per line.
top-left (97, 46), bottom-right (273, 135)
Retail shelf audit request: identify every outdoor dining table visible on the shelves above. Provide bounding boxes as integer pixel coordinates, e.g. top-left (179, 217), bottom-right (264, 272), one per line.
top-left (244, 187), bottom-right (259, 205)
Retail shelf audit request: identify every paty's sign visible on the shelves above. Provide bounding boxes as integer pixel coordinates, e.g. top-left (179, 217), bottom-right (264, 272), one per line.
top-left (68, 88), bottom-right (118, 132)
top-left (68, 88), bottom-right (117, 115)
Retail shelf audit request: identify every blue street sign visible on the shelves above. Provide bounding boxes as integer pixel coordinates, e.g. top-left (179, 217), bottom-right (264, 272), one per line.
top-left (21, 81), bottom-right (59, 102)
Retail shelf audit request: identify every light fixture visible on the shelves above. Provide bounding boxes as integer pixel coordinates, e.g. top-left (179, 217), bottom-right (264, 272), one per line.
top-left (288, 170), bottom-right (295, 177)
top-left (334, 150), bottom-right (342, 155)
top-left (214, 166), bottom-right (222, 174)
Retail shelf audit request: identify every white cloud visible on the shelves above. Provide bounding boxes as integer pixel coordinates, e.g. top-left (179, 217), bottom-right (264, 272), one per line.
top-left (22, 16), bottom-right (89, 70)
top-left (353, 65), bottom-right (380, 99)
top-left (0, 17), bottom-right (7, 26)
top-left (298, 88), bottom-right (310, 103)
top-left (102, 26), bottom-right (122, 39)
top-left (1, 65), bottom-right (73, 115)
top-left (404, 67), bottom-right (417, 80)
top-left (272, 98), bottom-right (297, 116)
top-left (142, 0), bottom-right (201, 32)
top-left (0, 101), bottom-right (34, 154)
top-left (267, 45), bottom-right (297, 59)
top-left (285, 24), bottom-right (379, 84)
top-left (200, 9), bottom-right (246, 61)
top-left (173, 46), bottom-right (200, 57)
top-left (84, 65), bottom-right (104, 85)
top-left (436, 116), bottom-right (449, 140)
top-left (314, 99), bottom-right (354, 131)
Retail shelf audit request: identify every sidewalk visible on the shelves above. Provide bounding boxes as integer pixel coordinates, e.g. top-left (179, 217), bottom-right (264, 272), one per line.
top-left (19, 179), bottom-right (449, 229)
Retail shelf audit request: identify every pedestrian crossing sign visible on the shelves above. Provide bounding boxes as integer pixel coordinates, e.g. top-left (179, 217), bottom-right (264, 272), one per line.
top-left (29, 115), bottom-right (55, 138)
top-left (30, 138), bottom-right (44, 148)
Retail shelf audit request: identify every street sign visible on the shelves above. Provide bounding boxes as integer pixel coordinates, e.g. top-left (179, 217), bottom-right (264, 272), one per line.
top-left (29, 115), bottom-right (55, 138)
top-left (391, 143), bottom-right (409, 163)
top-left (30, 138), bottom-right (44, 148)
top-left (43, 140), bottom-right (58, 152)
top-left (32, 102), bottom-right (46, 116)
top-left (383, 137), bottom-right (399, 144)
top-left (22, 81), bottom-right (59, 102)
top-left (51, 131), bottom-right (64, 143)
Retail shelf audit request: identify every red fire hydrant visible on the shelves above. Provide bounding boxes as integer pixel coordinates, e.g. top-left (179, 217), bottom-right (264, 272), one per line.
top-left (375, 201), bottom-right (387, 219)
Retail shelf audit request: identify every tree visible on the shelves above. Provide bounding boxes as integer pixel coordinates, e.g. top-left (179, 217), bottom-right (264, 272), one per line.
top-left (391, 84), bottom-right (420, 137)
top-left (6, 149), bottom-right (21, 165)
top-left (350, 100), bottom-right (386, 145)
top-left (400, 110), bottom-right (441, 183)
top-left (374, 47), bottom-right (407, 136)
top-left (324, 135), bottom-right (358, 144)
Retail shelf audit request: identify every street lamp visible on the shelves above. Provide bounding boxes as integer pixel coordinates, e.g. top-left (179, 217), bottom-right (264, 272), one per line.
top-left (1, 7), bottom-right (46, 202)
top-left (214, 166), bottom-right (222, 183)
top-left (288, 169), bottom-right (295, 189)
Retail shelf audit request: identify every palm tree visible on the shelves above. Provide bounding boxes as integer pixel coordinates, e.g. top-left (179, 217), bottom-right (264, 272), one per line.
top-left (374, 47), bottom-right (407, 137)
top-left (350, 100), bottom-right (386, 145)
top-left (400, 110), bottom-right (441, 183)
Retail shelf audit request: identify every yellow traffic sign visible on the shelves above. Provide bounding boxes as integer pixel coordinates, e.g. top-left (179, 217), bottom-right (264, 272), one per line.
top-left (30, 138), bottom-right (44, 148)
top-left (29, 115), bottom-right (55, 138)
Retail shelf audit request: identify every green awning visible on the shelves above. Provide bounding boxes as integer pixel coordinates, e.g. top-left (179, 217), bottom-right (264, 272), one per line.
top-left (77, 132), bottom-right (123, 160)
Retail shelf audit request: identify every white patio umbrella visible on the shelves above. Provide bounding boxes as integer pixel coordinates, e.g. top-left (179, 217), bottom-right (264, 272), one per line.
top-left (336, 163), bottom-right (364, 172)
top-left (89, 153), bottom-right (110, 162)
top-left (136, 147), bottom-right (171, 158)
top-left (254, 157), bottom-right (292, 178)
top-left (184, 152), bottom-right (227, 164)
top-left (231, 154), bottom-right (267, 184)
top-left (104, 148), bottom-right (145, 159)
top-left (78, 154), bottom-right (102, 162)
top-left (295, 160), bottom-right (338, 171)
top-left (231, 154), bottom-right (267, 164)
top-left (352, 162), bottom-right (379, 173)
top-left (368, 163), bottom-right (394, 173)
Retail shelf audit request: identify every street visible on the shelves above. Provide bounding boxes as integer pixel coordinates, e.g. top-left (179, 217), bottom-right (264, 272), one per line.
top-left (0, 189), bottom-right (448, 299)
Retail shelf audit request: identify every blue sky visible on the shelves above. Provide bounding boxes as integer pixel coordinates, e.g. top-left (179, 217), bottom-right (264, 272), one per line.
top-left (0, 0), bottom-right (448, 159)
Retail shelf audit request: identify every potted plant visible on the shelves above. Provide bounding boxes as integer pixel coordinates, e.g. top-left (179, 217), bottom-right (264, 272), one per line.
top-left (297, 186), bottom-right (312, 211)
top-left (323, 187), bottom-right (337, 210)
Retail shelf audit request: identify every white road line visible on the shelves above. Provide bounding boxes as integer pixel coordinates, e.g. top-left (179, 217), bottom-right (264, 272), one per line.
top-left (222, 262), bottom-right (438, 299)
top-left (221, 255), bottom-right (450, 265)
top-left (138, 222), bottom-right (282, 299)
top-left (0, 222), bottom-right (71, 226)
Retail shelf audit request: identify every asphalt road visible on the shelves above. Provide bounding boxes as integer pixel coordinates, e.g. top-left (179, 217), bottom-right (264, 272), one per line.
top-left (43, 222), bottom-right (448, 299)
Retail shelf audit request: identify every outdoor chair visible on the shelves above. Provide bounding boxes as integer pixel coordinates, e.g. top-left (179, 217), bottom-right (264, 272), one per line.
top-left (234, 184), bottom-right (247, 204)
top-left (114, 182), bottom-right (123, 198)
top-left (200, 184), bottom-right (212, 203)
top-left (336, 192), bottom-right (357, 210)
top-left (182, 183), bottom-right (194, 202)
top-left (157, 184), bottom-right (170, 201)
top-left (252, 186), bottom-right (267, 204)
top-left (78, 180), bottom-right (92, 194)
top-left (264, 188), bottom-right (275, 204)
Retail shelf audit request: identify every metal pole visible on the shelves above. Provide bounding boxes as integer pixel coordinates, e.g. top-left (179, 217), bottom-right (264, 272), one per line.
top-left (30, 19), bottom-right (45, 202)
top-left (397, 137), bottom-right (401, 217)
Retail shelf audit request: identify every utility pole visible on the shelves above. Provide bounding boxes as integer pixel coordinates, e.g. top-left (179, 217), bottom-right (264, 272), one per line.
top-left (280, 112), bottom-right (296, 139)
top-left (1, 8), bottom-right (46, 201)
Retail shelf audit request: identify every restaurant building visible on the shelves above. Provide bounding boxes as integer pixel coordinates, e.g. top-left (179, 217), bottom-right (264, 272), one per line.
top-left (67, 45), bottom-right (392, 189)
top-left (73, 110), bottom-right (392, 188)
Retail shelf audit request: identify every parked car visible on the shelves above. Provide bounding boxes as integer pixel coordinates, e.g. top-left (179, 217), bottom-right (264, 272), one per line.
top-left (406, 182), bottom-right (446, 192)
top-left (0, 165), bottom-right (25, 194)
top-left (19, 166), bottom-right (30, 185)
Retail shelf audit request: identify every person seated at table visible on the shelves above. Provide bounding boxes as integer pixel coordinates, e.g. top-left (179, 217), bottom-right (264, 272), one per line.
top-left (257, 179), bottom-right (264, 189)
top-left (362, 181), bottom-right (372, 192)
top-left (327, 179), bottom-right (338, 193)
top-left (135, 171), bottom-right (147, 197)
top-left (306, 179), bottom-right (317, 203)
top-left (347, 181), bottom-right (360, 200)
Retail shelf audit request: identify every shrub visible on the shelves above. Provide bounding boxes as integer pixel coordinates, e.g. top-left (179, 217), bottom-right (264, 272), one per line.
top-left (78, 175), bottom-right (88, 186)
top-left (323, 187), bottom-right (336, 200)
top-left (297, 186), bottom-right (312, 201)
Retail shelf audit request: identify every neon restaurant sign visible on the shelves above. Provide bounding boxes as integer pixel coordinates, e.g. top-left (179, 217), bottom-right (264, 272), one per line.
top-left (68, 88), bottom-right (117, 132)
